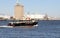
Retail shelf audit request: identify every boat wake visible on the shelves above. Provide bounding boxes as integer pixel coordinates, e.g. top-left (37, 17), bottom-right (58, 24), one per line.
top-left (33, 25), bottom-right (38, 27)
top-left (0, 25), bottom-right (38, 28)
top-left (0, 26), bottom-right (13, 28)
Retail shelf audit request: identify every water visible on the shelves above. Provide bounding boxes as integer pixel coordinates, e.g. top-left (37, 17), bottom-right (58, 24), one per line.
top-left (0, 20), bottom-right (60, 38)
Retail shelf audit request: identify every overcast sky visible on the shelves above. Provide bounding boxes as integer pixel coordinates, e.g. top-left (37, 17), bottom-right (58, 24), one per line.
top-left (0, 0), bottom-right (60, 17)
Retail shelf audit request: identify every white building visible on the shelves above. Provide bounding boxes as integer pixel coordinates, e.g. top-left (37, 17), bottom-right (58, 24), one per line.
top-left (0, 15), bottom-right (10, 19)
top-left (24, 14), bottom-right (45, 20)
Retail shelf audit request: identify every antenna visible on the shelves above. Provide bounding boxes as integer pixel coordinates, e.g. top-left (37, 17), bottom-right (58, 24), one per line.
top-left (16, 0), bottom-right (19, 3)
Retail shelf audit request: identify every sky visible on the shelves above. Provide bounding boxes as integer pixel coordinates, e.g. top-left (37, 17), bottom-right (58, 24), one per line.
top-left (0, 0), bottom-right (60, 17)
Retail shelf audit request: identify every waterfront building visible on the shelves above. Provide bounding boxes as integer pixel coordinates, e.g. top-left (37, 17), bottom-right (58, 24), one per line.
top-left (0, 15), bottom-right (10, 20)
top-left (14, 0), bottom-right (24, 20)
top-left (24, 14), bottom-right (45, 20)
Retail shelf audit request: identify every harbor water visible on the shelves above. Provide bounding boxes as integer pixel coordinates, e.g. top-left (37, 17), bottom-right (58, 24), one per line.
top-left (0, 20), bottom-right (60, 38)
